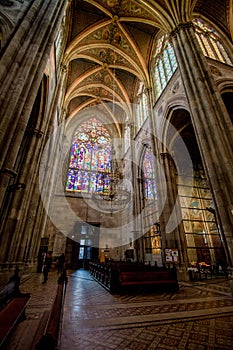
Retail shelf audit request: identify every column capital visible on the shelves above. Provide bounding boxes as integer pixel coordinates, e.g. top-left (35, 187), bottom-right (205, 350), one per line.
top-left (60, 63), bottom-right (68, 73)
top-left (137, 177), bottom-right (143, 184)
top-left (28, 128), bottom-right (44, 138)
top-left (144, 86), bottom-right (152, 95)
top-left (125, 122), bottom-right (133, 127)
top-left (169, 21), bottom-right (194, 39)
top-left (160, 152), bottom-right (172, 159)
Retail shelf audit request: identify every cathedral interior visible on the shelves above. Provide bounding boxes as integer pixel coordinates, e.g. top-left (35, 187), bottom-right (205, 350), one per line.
top-left (0, 0), bottom-right (233, 349)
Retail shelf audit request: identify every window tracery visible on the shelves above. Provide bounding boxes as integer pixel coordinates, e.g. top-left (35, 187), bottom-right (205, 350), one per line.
top-left (143, 147), bottom-right (157, 199)
top-left (66, 118), bottom-right (112, 193)
top-left (136, 89), bottom-right (148, 128)
top-left (142, 147), bottom-right (161, 258)
top-left (193, 19), bottom-right (233, 66)
top-left (153, 35), bottom-right (178, 100)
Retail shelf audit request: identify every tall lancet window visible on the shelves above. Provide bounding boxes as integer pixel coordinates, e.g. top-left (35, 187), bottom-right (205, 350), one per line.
top-left (153, 34), bottom-right (178, 100)
top-left (143, 147), bottom-right (157, 200)
top-left (136, 82), bottom-right (149, 128)
top-left (193, 19), bottom-right (233, 66)
top-left (142, 146), bottom-right (160, 260)
top-left (66, 118), bottom-right (112, 193)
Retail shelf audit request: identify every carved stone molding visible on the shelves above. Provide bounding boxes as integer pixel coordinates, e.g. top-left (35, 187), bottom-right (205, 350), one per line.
top-left (144, 86), bottom-right (152, 95)
top-left (169, 22), bottom-right (193, 38)
top-left (60, 63), bottom-right (67, 73)
top-left (210, 65), bottom-right (222, 77)
top-left (33, 129), bottom-right (44, 138)
top-left (172, 81), bottom-right (180, 94)
top-left (160, 152), bottom-right (172, 160)
top-left (27, 128), bottom-right (44, 138)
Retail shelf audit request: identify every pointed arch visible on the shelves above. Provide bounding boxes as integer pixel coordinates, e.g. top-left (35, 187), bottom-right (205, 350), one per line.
top-left (66, 118), bottom-right (112, 193)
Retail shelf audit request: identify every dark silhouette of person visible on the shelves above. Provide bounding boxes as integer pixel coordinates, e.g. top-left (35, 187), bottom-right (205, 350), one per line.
top-left (42, 253), bottom-right (51, 283)
top-left (57, 253), bottom-right (65, 273)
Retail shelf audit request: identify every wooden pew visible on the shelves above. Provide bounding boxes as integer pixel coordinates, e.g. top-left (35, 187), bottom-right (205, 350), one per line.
top-left (117, 266), bottom-right (179, 292)
top-left (35, 270), bottom-right (68, 350)
top-left (89, 261), bottom-right (179, 293)
top-left (0, 268), bottom-right (30, 347)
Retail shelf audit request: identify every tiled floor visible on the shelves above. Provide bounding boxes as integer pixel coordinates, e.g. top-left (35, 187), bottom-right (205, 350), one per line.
top-left (59, 270), bottom-right (233, 350)
top-left (1, 269), bottom-right (233, 349)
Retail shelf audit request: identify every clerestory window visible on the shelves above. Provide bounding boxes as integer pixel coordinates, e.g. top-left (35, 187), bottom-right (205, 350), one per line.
top-left (193, 19), bottom-right (233, 66)
top-left (153, 34), bottom-right (178, 100)
top-left (136, 82), bottom-right (149, 128)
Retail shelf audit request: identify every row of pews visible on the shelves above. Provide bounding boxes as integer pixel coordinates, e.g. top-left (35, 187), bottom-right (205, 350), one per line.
top-left (89, 261), bottom-right (179, 293)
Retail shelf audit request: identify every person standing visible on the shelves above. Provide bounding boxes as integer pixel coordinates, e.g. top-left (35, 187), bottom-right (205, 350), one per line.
top-left (57, 253), bottom-right (65, 274)
top-left (42, 252), bottom-right (50, 283)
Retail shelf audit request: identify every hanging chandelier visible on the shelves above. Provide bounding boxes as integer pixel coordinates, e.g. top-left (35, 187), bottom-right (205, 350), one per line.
top-left (92, 155), bottom-right (131, 213)
top-left (91, 43), bottom-right (131, 213)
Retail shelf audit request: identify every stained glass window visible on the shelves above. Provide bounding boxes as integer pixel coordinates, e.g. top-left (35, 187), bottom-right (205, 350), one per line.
top-left (153, 35), bottom-right (178, 100)
top-left (142, 147), bottom-right (160, 261)
top-left (193, 19), bottom-right (233, 66)
top-left (136, 83), bottom-right (148, 128)
top-left (143, 147), bottom-right (156, 199)
top-left (66, 118), bottom-right (112, 193)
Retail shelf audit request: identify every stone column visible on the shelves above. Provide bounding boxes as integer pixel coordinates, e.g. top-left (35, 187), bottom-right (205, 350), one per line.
top-left (0, 127), bottom-right (44, 264)
top-left (0, 0), bottom-right (69, 209)
top-left (145, 86), bottom-right (166, 265)
top-left (159, 152), bottom-right (189, 269)
top-left (126, 123), bottom-right (143, 261)
top-left (170, 22), bottom-right (233, 265)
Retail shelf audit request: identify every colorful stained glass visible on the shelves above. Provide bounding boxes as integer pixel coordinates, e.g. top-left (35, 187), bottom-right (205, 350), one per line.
top-left (200, 34), bottom-right (215, 59)
top-left (66, 118), bottom-right (112, 192)
top-left (143, 148), bottom-right (156, 199)
top-left (193, 19), bottom-right (233, 66)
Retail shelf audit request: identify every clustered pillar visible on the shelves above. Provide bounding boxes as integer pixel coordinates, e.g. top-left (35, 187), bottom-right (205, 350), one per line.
top-left (169, 22), bottom-right (233, 266)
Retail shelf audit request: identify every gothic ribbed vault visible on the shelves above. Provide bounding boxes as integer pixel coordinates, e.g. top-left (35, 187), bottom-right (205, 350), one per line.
top-left (63, 0), bottom-right (231, 129)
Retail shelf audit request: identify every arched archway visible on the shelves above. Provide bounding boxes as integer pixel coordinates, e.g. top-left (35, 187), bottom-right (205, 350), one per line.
top-left (168, 108), bottom-right (227, 272)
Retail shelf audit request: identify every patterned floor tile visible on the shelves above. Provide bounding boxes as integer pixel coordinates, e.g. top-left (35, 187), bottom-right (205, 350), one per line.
top-left (1, 269), bottom-right (233, 349)
top-left (59, 270), bottom-right (233, 350)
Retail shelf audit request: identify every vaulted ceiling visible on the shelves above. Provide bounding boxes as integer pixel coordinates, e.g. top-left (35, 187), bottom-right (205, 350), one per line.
top-left (63, 0), bottom-right (231, 128)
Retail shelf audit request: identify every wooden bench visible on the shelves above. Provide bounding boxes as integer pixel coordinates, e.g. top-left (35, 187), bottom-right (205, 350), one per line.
top-left (35, 270), bottom-right (68, 350)
top-left (0, 269), bottom-right (30, 347)
top-left (89, 261), bottom-right (179, 293)
top-left (118, 269), bottom-right (179, 292)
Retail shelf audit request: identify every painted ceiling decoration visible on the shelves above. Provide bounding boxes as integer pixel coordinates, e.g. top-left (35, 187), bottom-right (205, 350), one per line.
top-left (64, 0), bottom-right (231, 128)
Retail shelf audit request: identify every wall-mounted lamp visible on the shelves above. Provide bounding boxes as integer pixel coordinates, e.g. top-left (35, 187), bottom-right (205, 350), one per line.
top-left (6, 183), bottom-right (26, 192)
top-left (0, 168), bottom-right (18, 178)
